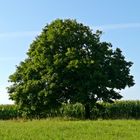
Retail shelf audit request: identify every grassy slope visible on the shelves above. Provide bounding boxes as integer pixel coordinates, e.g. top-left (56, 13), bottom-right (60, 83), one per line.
top-left (0, 119), bottom-right (139, 140)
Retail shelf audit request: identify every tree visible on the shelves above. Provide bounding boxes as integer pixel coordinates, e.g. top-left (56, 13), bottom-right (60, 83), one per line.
top-left (7, 19), bottom-right (134, 118)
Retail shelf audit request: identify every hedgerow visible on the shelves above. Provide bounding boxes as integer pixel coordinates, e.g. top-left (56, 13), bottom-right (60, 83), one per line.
top-left (1, 101), bottom-right (140, 119)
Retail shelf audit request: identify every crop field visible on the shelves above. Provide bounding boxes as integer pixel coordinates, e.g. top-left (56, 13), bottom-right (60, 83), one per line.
top-left (0, 119), bottom-right (140, 140)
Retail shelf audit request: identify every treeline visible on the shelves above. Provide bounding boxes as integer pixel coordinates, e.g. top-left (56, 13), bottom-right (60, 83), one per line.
top-left (1, 100), bottom-right (140, 120)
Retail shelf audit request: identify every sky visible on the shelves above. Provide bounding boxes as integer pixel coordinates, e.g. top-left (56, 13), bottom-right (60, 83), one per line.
top-left (0, 0), bottom-right (140, 104)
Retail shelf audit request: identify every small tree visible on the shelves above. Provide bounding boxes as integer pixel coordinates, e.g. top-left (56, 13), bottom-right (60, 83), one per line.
top-left (8, 19), bottom-right (134, 118)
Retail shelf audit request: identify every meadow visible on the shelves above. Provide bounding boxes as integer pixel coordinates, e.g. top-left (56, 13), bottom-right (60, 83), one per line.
top-left (0, 119), bottom-right (140, 140)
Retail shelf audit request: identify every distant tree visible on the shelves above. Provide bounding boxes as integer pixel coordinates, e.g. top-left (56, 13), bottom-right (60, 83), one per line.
top-left (7, 19), bottom-right (134, 118)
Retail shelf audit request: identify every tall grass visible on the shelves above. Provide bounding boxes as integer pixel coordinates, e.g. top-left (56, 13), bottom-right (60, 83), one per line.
top-left (0, 105), bottom-right (20, 119)
top-left (101, 100), bottom-right (140, 119)
top-left (60, 100), bottom-right (140, 119)
top-left (1, 100), bottom-right (140, 119)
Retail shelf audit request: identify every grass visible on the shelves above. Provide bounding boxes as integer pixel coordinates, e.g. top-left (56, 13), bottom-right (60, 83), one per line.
top-left (0, 119), bottom-right (140, 140)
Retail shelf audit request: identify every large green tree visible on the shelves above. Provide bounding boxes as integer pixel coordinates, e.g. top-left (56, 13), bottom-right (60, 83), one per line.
top-left (8, 19), bottom-right (134, 118)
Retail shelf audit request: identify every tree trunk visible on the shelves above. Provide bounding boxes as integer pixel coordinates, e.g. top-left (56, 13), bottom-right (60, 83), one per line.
top-left (85, 104), bottom-right (90, 119)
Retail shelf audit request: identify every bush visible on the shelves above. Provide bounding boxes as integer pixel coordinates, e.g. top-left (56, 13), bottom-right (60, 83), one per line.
top-left (59, 103), bottom-right (85, 119)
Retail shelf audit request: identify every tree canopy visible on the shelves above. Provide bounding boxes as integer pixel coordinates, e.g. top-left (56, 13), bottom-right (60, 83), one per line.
top-left (7, 19), bottom-right (134, 118)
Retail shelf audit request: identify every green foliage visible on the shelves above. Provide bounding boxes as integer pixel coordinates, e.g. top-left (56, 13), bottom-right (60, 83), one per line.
top-left (1, 101), bottom-right (140, 119)
top-left (0, 105), bottom-right (20, 119)
top-left (100, 100), bottom-right (140, 119)
top-left (58, 101), bottom-right (140, 119)
top-left (7, 19), bottom-right (134, 118)
top-left (60, 103), bottom-right (85, 119)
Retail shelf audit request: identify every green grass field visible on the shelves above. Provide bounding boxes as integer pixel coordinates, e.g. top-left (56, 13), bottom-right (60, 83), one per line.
top-left (0, 119), bottom-right (139, 140)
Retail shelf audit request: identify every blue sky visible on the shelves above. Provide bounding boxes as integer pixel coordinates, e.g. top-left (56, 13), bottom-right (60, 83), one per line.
top-left (0, 0), bottom-right (140, 104)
